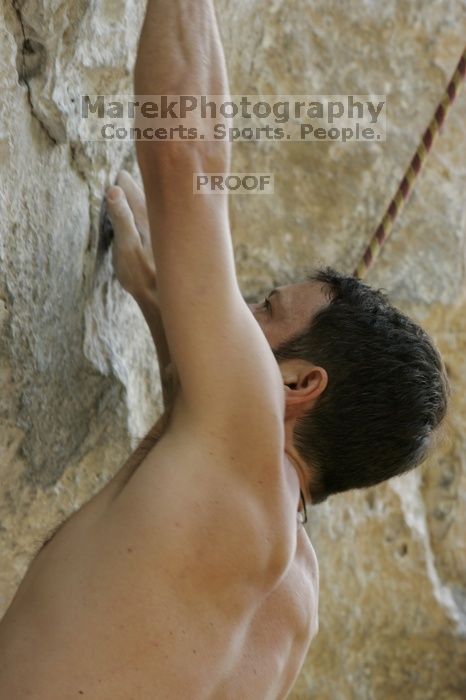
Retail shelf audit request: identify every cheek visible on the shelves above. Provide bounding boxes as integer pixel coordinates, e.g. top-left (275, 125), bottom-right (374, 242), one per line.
top-left (264, 323), bottom-right (284, 348)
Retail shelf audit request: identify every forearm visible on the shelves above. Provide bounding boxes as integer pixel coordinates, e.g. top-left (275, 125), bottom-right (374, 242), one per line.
top-left (136, 0), bottom-right (228, 95)
top-left (135, 0), bottom-right (231, 161)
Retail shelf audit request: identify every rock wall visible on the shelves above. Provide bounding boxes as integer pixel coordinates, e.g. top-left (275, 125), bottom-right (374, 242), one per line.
top-left (1, 1), bottom-right (465, 698)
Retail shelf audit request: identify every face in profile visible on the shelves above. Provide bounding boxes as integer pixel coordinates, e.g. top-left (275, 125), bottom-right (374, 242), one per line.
top-left (247, 281), bottom-right (331, 351)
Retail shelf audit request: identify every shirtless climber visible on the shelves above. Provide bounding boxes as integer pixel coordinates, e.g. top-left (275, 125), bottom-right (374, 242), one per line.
top-left (0, 1), bottom-right (450, 698)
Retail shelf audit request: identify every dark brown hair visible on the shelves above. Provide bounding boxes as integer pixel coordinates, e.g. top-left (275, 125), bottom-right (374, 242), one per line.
top-left (272, 266), bottom-right (451, 504)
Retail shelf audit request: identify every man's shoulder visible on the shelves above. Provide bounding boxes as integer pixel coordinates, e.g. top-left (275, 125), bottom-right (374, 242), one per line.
top-left (166, 391), bottom-right (290, 517)
top-left (127, 417), bottom-right (291, 594)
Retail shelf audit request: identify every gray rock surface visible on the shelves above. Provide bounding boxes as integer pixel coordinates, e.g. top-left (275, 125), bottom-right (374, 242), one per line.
top-left (1, 1), bottom-right (465, 697)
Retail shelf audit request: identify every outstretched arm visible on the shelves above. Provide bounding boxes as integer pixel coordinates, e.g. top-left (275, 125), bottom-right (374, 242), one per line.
top-left (132, 0), bottom-right (284, 452)
top-left (124, 1), bottom-right (289, 577)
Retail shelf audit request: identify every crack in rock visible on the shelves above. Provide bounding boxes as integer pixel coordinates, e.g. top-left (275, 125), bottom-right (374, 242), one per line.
top-left (69, 142), bottom-right (97, 288)
top-left (11, 0), bottom-right (58, 146)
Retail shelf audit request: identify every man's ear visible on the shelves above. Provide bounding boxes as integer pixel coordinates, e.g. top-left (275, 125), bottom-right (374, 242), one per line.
top-left (283, 361), bottom-right (328, 406)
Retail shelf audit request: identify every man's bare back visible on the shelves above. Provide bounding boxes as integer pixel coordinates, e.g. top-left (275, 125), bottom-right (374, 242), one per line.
top-left (0, 392), bottom-right (318, 700)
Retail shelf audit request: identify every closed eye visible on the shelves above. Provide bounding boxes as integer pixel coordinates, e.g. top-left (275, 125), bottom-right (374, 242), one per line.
top-left (263, 298), bottom-right (271, 313)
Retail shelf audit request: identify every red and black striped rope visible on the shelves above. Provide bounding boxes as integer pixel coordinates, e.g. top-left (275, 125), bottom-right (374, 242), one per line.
top-left (354, 47), bottom-right (466, 279)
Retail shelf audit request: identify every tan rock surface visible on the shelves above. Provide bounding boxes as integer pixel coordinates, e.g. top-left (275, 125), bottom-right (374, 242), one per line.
top-left (1, 1), bottom-right (465, 698)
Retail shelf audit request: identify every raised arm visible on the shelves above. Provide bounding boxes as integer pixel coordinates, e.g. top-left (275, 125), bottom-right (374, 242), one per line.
top-left (132, 1), bottom-right (287, 456)
top-left (132, 1), bottom-right (285, 454)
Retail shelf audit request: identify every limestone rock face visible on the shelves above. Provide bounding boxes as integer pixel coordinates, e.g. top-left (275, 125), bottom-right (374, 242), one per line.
top-left (1, 1), bottom-right (465, 698)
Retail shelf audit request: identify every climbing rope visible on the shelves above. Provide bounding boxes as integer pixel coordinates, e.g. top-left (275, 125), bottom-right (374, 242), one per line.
top-left (353, 47), bottom-right (466, 280)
